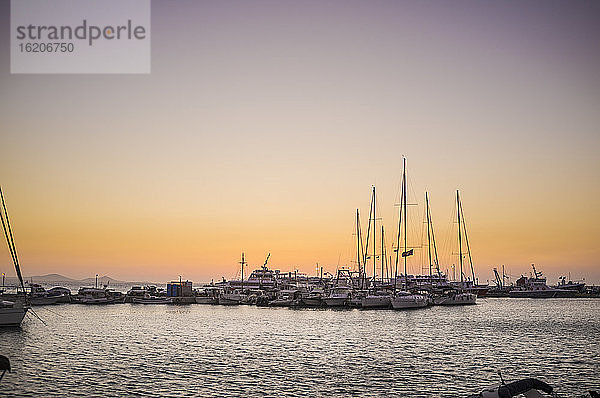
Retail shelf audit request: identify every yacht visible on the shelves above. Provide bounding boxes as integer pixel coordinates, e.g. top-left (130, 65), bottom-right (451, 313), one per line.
top-left (390, 290), bottom-right (428, 310)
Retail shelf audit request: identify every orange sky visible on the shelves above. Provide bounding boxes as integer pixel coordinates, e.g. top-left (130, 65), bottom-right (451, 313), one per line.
top-left (1, 1), bottom-right (599, 284)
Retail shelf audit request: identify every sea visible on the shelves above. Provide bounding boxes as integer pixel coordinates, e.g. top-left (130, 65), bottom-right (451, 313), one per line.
top-left (1, 298), bottom-right (599, 397)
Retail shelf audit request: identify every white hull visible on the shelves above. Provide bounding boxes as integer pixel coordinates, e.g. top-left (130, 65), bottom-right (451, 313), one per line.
top-left (361, 296), bottom-right (391, 309)
top-left (0, 306), bottom-right (28, 326)
top-left (195, 297), bottom-right (217, 304)
top-left (132, 297), bottom-right (173, 304)
top-left (390, 294), bottom-right (428, 309)
top-left (324, 297), bottom-right (347, 307)
top-left (218, 293), bottom-right (246, 305)
top-left (434, 293), bottom-right (476, 306)
top-left (79, 298), bottom-right (118, 304)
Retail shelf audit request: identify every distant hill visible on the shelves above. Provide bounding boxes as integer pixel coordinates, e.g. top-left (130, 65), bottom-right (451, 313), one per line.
top-left (79, 275), bottom-right (126, 284)
top-left (23, 273), bottom-right (78, 283)
top-left (3, 273), bottom-right (130, 285)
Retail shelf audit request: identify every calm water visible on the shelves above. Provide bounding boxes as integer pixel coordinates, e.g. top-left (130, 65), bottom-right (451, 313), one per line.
top-left (1, 298), bottom-right (599, 397)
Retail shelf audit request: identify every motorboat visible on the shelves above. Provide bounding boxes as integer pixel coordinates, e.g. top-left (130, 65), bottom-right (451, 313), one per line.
top-left (47, 287), bottom-right (72, 303)
top-left (131, 293), bottom-right (173, 304)
top-left (269, 289), bottom-right (298, 307)
top-left (323, 286), bottom-right (350, 307)
top-left (77, 286), bottom-right (122, 304)
top-left (28, 284), bottom-right (59, 306)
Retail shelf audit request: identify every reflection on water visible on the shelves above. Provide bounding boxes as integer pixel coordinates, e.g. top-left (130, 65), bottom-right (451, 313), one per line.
top-left (1, 298), bottom-right (599, 397)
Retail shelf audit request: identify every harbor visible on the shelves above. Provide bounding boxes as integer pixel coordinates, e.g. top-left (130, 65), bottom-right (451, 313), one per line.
top-left (1, 297), bottom-right (599, 397)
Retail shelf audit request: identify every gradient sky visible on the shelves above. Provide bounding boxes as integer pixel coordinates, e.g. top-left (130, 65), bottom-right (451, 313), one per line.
top-left (1, 0), bottom-right (599, 284)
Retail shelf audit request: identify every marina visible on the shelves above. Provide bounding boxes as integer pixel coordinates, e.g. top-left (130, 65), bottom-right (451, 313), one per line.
top-left (1, 297), bottom-right (598, 397)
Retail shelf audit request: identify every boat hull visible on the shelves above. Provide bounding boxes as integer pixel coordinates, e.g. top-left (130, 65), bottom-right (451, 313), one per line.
top-left (195, 297), bottom-right (217, 304)
top-left (509, 289), bottom-right (576, 298)
top-left (30, 296), bottom-right (59, 306)
top-left (361, 296), bottom-right (391, 309)
top-left (434, 293), bottom-right (477, 305)
top-left (0, 306), bottom-right (28, 326)
top-left (390, 295), bottom-right (428, 310)
top-left (324, 297), bottom-right (347, 307)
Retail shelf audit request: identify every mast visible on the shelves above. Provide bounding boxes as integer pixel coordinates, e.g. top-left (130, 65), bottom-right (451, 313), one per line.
top-left (381, 225), bottom-right (384, 285)
top-left (240, 252), bottom-right (246, 291)
top-left (457, 190), bottom-right (464, 285)
top-left (356, 209), bottom-right (362, 286)
top-left (458, 196), bottom-right (476, 283)
top-left (363, 188), bottom-right (374, 278)
top-left (403, 157), bottom-right (408, 291)
top-left (372, 186), bottom-right (376, 288)
top-left (425, 192), bottom-right (433, 279)
top-left (0, 187), bottom-right (26, 293)
top-left (394, 167), bottom-right (404, 293)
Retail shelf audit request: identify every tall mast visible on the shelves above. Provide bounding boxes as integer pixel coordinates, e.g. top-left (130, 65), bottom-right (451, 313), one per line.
top-left (240, 252), bottom-right (246, 291)
top-left (394, 166), bottom-right (404, 293)
top-left (458, 198), bottom-right (476, 283)
top-left (428, 195), bottom-right (441, 278)
top-left (363, 188), bottom-right (374, 278)
top-left (381, 225), bottom-right (384, 285)
top-left (403, 158), bottom-right (408, 291)
top-left (457, 190), bottom-right (464, 284)
top-left (357, 209), bottom-right (366, 289)
top-left (425, 192), bottom-right (433, 278)
top-left (372, 186), bottom-right (376, 287)
top-left (356, 209), bottom-right (361, 275)
top-left (0, 187), bottom-right (25, 293)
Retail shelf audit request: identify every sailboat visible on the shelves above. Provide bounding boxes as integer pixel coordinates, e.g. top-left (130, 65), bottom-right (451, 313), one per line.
top-left (0, 187), bottom-right (29, 326)
top-left (434, 190), bottom-right (476, 306)
top-left (390, 158), bottom-right (428, 310)
top-left (361, 186), bottom-right (392, 309)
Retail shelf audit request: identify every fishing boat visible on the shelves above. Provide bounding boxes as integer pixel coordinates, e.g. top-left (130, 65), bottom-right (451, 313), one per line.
top-left (509, 265), bottom-right (577, 298)
top-left (28, 283), bottom-right (59, 306)
top-left (0, 188), bottom-right (29, 327)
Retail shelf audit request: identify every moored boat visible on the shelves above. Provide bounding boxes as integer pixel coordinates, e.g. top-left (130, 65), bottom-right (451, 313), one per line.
top-left (0, 188), bottom-right (30, 327)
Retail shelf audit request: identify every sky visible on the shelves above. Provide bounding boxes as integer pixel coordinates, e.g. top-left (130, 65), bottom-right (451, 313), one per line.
top-left (0, 0), bottom-right (599, 285)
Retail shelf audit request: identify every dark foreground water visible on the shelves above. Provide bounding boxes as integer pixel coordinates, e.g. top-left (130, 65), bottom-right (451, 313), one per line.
top-left (1, 298), bottom-right (599, 397)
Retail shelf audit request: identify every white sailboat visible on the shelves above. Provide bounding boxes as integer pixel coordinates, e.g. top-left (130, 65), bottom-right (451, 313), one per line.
top-left (0, 187), bottom-right (29, 327)
top-left (390, 158), bottom-right (428, 310)
top-left (434, 190), bottom-right (476, 306)
top-left (361, 186), bottom-right (392, 309)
